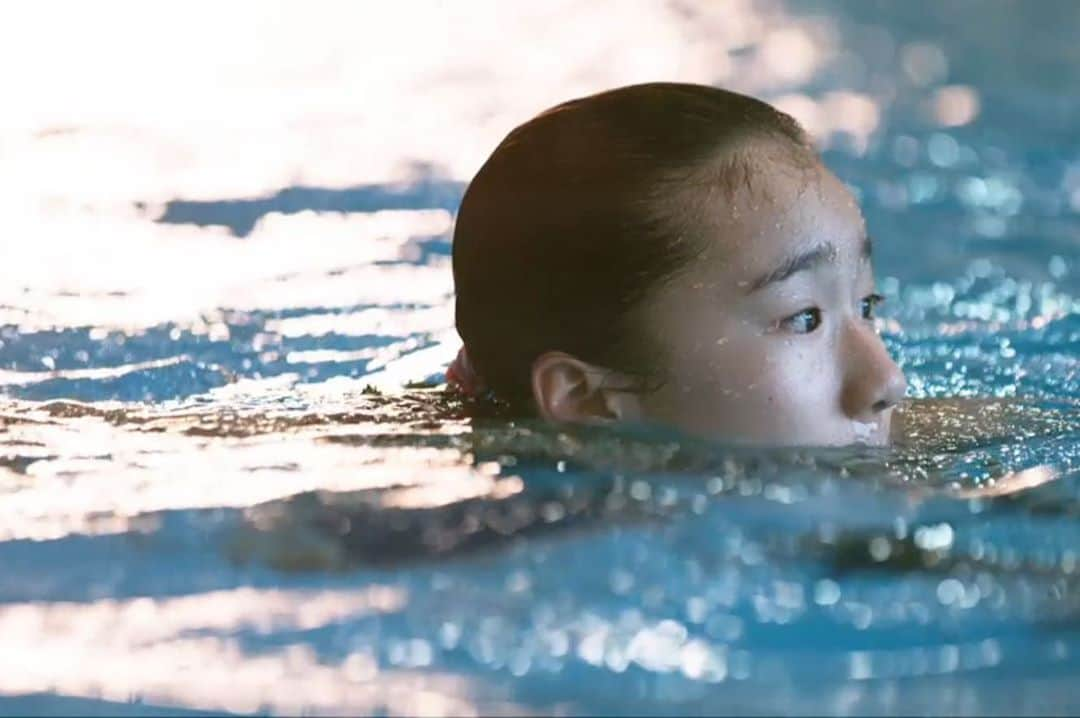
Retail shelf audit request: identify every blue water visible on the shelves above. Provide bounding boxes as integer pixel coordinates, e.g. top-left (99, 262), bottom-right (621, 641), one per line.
top-left (2, 1), bottom-right (1078, 715)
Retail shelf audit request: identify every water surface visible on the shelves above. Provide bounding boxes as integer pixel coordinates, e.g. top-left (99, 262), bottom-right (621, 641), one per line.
top-left (2, 0), bottom-right (1079, 714)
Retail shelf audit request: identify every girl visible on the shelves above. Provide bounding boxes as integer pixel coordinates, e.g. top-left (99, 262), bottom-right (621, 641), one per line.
top-left (448, 82), bottom-right (904, 447)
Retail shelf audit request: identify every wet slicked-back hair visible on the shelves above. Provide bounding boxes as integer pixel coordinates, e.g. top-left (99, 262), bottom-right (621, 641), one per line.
top-left (452, 82), bottom-right (810, 414)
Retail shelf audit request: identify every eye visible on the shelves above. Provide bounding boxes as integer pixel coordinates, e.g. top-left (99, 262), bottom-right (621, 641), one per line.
top-left (780, 307), bottom-right (822, 334)
top-left (860, 293), bottom-right (884, 320)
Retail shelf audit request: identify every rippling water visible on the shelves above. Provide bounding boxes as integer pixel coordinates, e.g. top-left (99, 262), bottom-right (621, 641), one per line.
top-left (2, 1), bottom-right (1079, 715)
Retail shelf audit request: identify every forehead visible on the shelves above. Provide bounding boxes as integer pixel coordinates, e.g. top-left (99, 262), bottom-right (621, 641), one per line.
top-left (686, 151), bottom-right (867, 279)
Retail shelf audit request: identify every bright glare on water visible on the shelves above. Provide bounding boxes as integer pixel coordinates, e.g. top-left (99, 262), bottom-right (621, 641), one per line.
top-left (1, 1), bottom-right (1079, 715)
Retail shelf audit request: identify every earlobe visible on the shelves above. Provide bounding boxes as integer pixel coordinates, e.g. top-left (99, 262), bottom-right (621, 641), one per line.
top-left (531, 351), bottom-right (640, 425)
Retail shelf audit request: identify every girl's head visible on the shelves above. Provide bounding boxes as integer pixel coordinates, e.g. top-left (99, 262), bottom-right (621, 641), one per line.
top-left (452, 82), bottom-right (905, 447)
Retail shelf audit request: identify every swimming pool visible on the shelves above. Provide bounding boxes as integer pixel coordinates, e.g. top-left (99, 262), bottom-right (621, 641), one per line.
top-left (1, 1), bottom-right (1078, 714)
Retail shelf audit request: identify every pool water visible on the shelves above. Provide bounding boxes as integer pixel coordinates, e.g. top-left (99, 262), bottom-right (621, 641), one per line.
top-left (2, 1), bottom-right (1079, 715)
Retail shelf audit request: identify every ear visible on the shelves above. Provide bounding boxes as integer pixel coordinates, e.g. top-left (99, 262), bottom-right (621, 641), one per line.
top-left (530, 351), bottom-right (644, 425)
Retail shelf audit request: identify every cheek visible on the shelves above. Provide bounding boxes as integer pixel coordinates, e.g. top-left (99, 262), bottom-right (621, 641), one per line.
top-left (728, 342), bottom-right (841, 439)
top-left (649, 333), bottom-right (845, 439)
top-left (756, 339), bottom-right (838, 408)
top-left (673, 332), bottom-right (772, 395)
top-left (647, 335), bottom-right (788, 416)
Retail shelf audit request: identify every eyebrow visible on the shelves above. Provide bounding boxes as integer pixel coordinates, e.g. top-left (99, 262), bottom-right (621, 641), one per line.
top-left (746, 235), bottom-right (872, 294)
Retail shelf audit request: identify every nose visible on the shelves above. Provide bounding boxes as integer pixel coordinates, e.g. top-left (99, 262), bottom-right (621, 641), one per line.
top-left (839, 319), bottom-right (907, 421)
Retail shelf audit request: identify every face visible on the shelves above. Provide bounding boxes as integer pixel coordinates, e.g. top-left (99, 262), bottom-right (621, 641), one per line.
top-left (630, 151), bottom-right (906, 447)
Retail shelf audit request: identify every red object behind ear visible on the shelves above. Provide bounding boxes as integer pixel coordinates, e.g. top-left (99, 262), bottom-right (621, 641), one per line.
top-left (446, 346), bottom-right (484, 398)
